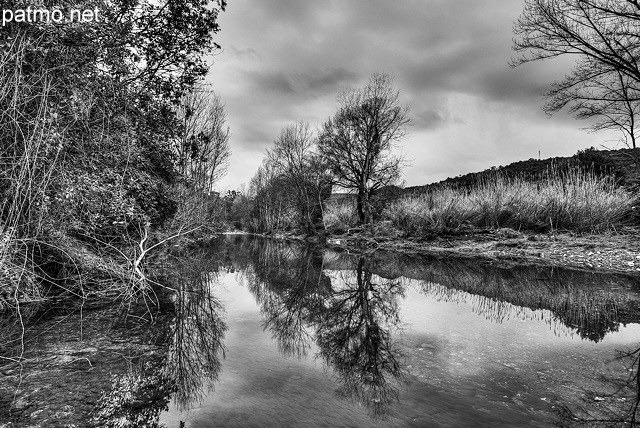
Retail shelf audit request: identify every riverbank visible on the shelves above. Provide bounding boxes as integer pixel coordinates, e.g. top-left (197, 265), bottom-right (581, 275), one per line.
top-left (261, 226), bottom-right (640, 276)
top-left (329, 227), bottom-right (640, 274)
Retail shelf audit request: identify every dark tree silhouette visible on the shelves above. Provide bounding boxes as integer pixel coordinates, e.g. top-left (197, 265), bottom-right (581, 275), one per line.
top-left (513, 0), bottom-right (640, 147)
top-left (319, 73), bottom-right (410, 224)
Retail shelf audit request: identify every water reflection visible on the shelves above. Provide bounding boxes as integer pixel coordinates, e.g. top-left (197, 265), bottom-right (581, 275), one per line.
top-left (91, 248), bottom-right (227, 426)
top-left (96, 235), bottom-right (640, 425)
top-left (213, 235), bottom-right (640, 424)
top-left (324, 249), bottom-right (640, 342)
top-left (230, 236), bottom-right (407, 417)
top-left (314, 258), bottom-right (408, 418)
top-left (552, 344), bottom-right (640, 426)
top-left (244, 240), bottom-right (330, 359)
top-left (162, 254), bottom-right (227, 411)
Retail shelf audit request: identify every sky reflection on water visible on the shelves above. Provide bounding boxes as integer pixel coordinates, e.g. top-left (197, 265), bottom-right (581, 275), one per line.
top-left (159, 235), bottom-right (640, 427)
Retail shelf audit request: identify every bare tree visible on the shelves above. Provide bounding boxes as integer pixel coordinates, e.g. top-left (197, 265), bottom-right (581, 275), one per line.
top-left (176, 86), bottom-right (231, 194)
top-left (512, 0), bottom-right (640, 147)
top-left (318, 73), bottom-right (410, 225)
top-left (544, 57), bottom-right (640, 148)
top-left (248, 160), bottom-right (294, 232)
top-left (267, 122), bottom-right (331, 232)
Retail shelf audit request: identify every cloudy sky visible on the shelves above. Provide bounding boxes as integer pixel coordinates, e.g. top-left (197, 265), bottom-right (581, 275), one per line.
top-left (207, 0), bottom-right (620, 192)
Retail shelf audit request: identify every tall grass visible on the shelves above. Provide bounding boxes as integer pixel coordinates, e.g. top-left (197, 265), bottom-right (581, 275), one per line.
top-left (385, 167), bottom-right (635, 235)
top-left (324, 199), bottom-right (358, 230)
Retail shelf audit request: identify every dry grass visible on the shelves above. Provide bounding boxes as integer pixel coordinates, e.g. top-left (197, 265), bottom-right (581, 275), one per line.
top-left (385, 167), bottom-right (635, 235)
top-left (324, 199), bottom-right (358, 230)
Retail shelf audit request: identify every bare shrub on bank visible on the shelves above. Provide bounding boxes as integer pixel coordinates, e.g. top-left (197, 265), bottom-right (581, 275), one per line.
top-left (324, 199), bottom-right (358, 231)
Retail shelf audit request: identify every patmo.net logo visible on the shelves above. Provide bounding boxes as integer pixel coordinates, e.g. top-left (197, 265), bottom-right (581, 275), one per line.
top-left (2, 6), bottom-right (101, 26)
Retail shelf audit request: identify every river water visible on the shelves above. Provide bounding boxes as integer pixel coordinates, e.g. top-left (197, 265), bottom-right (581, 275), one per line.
top-left (160, 234), bottom-right (640, 427)
top-left (2, 234), bottom-right (640, 427)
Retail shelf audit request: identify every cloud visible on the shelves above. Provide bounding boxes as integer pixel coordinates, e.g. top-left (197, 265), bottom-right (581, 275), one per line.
top-left (209, 0), bottom-right (615, 191)
top-left (243, 70), bottom-right (297, 95)
top-left (301, 68), bottom-right (359, 95)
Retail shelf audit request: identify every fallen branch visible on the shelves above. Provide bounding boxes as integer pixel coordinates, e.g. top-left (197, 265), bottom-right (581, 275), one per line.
top-left (132, 223), bottom-right (203, 286)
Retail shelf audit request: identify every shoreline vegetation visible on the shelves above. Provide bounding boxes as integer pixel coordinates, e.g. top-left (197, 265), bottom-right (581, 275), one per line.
top-left (0, 3), bottom-right (230, 320)
top-left (237, 74), bottom-right (640, 279)
top-left (3, 149), bottom-right (640, 319)
top-left (2, 11), bottom-right (640, 337)
top-left (256, 157), bottom-right (640, 277)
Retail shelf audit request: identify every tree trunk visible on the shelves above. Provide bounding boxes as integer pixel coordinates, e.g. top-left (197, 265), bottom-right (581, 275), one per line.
top-left (357, 189), bottom-right (370, 225)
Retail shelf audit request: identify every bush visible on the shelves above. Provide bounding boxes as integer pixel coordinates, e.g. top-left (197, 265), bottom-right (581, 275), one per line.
top-left (324, 199), bottom-right (358, 231)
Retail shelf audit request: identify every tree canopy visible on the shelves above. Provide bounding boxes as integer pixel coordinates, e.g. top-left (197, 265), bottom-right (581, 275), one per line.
top-left (0, 0), bottom-right (228, 307)
top-left (318, 73), bottom-right (410, 224)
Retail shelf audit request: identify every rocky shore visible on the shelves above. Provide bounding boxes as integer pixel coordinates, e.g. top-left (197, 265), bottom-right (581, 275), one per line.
top-left (319, 227), bottom-right (640, 275)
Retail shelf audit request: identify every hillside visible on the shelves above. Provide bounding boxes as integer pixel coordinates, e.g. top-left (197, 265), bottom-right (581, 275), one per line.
top-left (404, 147), bottom-right (640, 195)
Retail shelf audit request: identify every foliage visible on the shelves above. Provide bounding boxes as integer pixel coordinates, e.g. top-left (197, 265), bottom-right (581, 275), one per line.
top-left (175, 85), bottom-right (231, 195)
top-left (324, 198), bottom-right (358, 232)
top-left (266, 122), bottom-right (332, 233)
top-left (0, 0), bottom-right (227, 313)
top-left (168, 85), bottom-right (232, 237)
top-left (223, 190), bottom-right (254, 231)
top-left (248, 163), bottom-right (297, 232)
top-left (247, 123), bottom-right (332, 234)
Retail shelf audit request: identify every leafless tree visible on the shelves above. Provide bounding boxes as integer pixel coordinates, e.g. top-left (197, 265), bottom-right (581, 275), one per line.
top-left (544, 59), bottom-right (640, 148)
top-left (267, 122), bottom-right (331, 232)
top-left (176, 86), bottom-right (231, 194)
top-left (512, 0), bottom-right (640, 148)
top-left (318, 73), bottom-right (410, 224)
top-left (248, 160), bottom-right (294, 232)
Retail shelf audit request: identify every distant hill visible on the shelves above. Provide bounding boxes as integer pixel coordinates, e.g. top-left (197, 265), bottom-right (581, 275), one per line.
top-left (404, 147), bottom-right (640, 195)
top-left (325, 147), bottom-right (640, 208)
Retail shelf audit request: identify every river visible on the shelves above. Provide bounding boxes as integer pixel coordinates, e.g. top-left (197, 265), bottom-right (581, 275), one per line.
top-left (2, 234), bottom-right (640, 427)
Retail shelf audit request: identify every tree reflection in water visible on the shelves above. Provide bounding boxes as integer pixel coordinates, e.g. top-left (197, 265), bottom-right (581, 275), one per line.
top-left (94, 235), bottom-right (640, 425)
top-left (230, 235), bottom-right (640, 424)
top-left (553, 345), bottom-right (640, 427)
top-left (164, 258), bottom-right (227, 411)
top-left (92, 248), bottom-right (227, 426)
top-left (245, 241), bottom-right (330, 359)
top-left (239, 237), bottom-right (408, 418)
top-left (315, 257), bottom-right (408, 419)
top-left (328, 249), bottom-right (640, 343)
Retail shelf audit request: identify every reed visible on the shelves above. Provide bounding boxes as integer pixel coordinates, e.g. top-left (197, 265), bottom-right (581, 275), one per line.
top-left (324, 199), bottom-right (358, 230)
top-left (385, 166), bottom-right (635, 234)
